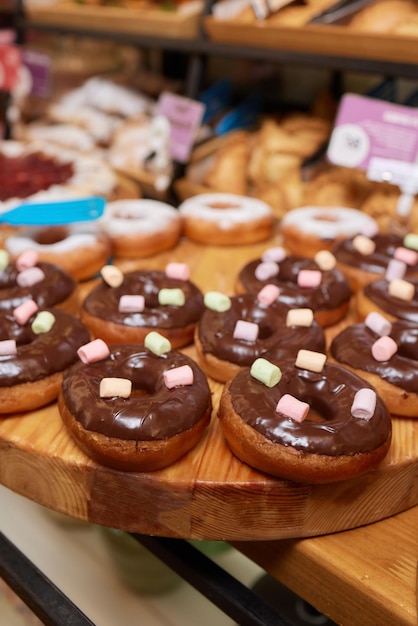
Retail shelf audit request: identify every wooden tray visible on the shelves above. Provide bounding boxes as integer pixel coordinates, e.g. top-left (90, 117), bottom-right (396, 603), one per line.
top-left (204, 17), bottom-right (418, 65)
top-left (0, 237), bottom-right (417, 540)
top-left (26, 0), bottom-right (204, 39)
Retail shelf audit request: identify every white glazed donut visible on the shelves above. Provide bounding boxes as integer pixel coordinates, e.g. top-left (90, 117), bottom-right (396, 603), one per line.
top-left (177, 192), bottom-right (274, 245)
top-left (280, 205), bottom-right (378, 257)
top-left (99, 199), bottom-right (182, 258)
top-left (5, 222), bottom-right (112, 281)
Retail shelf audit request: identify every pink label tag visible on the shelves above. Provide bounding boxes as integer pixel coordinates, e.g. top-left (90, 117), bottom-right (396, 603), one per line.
top-left (155, 92), bottom-right (205, 163)
top-left (327, 93), bottom-right (418, 171)
top-left (22, 49), bottom-right (51, 98)
top-left (0, 44), bottom-right (21, 91)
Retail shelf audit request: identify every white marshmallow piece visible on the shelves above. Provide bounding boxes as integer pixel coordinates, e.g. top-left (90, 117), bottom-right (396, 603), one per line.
top-left (385, 258), bottom-right (406, 282)
top-left (352, 234), bottom-right (376, 255)
top-left (0, 339), bottom-right (17, 356)
top-left (364, 311), bottom-right (392, 337)
top-left (351, 388), bottom-right (377, 420)
top-left (295, 349), bottom-right (326, 373)
top-left (255, 261), bottom-right (279, 281)
top-left (388, 278), bottom-right (415, 301)
top-left (286, 308), bottom-right (314, 328)
top-left (100, 377), bottom-right (132, 398)
top-left (101, 265), bottom-right (124, 288)
top-left (119, 295), bottom-right (145, 313)
top-left (314, 250), bottom-right (336, 271)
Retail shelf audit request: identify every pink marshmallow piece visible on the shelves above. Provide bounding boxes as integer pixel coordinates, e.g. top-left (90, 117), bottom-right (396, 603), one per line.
top-left (385, 258), bottom-right (406, 282)
top-left (364, 311), bottom-right (392, 337)
top-left (257, 284), bottom-right (280, 306)
top-left (276, 393), bottom-right (310, 423)
top-left (297, 269), bottom-right (322, 288)
top-left (0, 339), bottom-right (17, 356)
top-left (255, 261), bottom-right (279, 281)
top-left (233, 319), bottom-right (259, 342)
top-left (16, 249), bottom-right (39, 271)
top-left (393, 246), bottom-right (418, 266)
top-left (16, 267), bottom-right (45, 287)
top-left (351, 388), bottom-right (377, 420)
top-left (119, 294), bottom-right (145, 313)
top-left (371, 335), bottom-right (398, 362)
top-left (261, 247), bottom-right (286, 263)
top-left (77, 338), bottom-right (110, 364)
top-left (13, 299), bottom-right (38, 325)
top-left (165, 262), bottom-right (190, 281)
top-left (163, 364), bottom-right (194, 389)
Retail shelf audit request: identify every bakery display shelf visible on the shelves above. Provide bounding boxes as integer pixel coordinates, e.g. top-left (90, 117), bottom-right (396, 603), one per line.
top-left (204, 17), bottom-right (418, 68)
top-left (0, 236), bottom-right (417, 542)
top-left (23, 0), bottom-right (204, 39)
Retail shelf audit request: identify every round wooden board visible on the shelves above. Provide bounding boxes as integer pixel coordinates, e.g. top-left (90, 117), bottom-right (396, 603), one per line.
top-left (0, 235), bottom-right (417, 540)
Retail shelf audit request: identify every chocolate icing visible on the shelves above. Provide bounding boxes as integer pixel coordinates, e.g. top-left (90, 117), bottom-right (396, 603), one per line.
top-left (364, 279), bottom-right (418, 322)
top-left (0, 261), bottom-right (76, 310)
top-left (61, 344), bottom-right (213, 440)
top-left (331, 321), bottom-right (418, 392)
top-left (0, 308), bottom-right (90, 386)
top-left (226, 361), bottom-right (391, 455)
top-left (333, 234), bottom-right (418, 274)
top-left (83, 270), bottom-right (204, 329)
top-left (238, 256), bottom-right (351, 311)
top-left (198, 293), bottom-right (325, 365)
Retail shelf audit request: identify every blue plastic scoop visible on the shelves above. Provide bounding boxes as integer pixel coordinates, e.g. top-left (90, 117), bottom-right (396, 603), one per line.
top-left (0, 196), bottom-right (106, 226)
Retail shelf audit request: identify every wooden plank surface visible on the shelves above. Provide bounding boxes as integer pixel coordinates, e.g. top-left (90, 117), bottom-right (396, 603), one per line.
top-left (26, 1), bottom-right (203, 39)
top-left (204, 17), bottom-right (418, 65)
top-left (0, 235), bottom-right (417, 540)
top-left (233, 505), bottom-right (418, 626)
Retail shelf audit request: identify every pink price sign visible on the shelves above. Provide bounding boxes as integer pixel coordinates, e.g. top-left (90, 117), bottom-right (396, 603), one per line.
top-left (0, 44), bottom-right (21, 91)
top-left (327, 93), bottom-right (418, 171)
top-left (155, 92), bottom-right (205, 163)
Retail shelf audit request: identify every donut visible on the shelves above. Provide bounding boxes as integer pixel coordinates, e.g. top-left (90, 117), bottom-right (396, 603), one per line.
top-left (330, 315), bottom-right (418, 418)
top-left (0, 140), bottom-right (119, 213)
top-left (177, 192), bottom-right (274, 246)
top-left (0, 306), bottom-right (90, 413)
top-left (195, 291), bottom-right (325, 382)
top-left (333, 233), bottom-right (418, 291)
top-left (280, 206), bottom-right (378, 258)
top-left (58, 339), bottom-right (212, 471)
top-left (81, 264), bottom-right (204, 348)
top-left (0, 250), bottom-right (78, 313)
top-left (98, 199), bottom-right (182, 259)
top-left (236, 248), bottom-right (352, 327)
top-left (356, 277), bottom-right (418, 323)
top-left (5, 224), bottom-right (112, 281)
top-left (218, 354), bottom-right (392, 483)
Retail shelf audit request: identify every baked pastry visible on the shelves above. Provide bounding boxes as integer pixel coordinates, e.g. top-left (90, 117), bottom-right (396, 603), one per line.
top-left (81, 264), bottom-right (205, 348)
top-left (58, 337), bottom-right (212, 471)
top-left (0, 305), bottom-right (90, 413)
top-left (218, 353), bottom-right (391, 483)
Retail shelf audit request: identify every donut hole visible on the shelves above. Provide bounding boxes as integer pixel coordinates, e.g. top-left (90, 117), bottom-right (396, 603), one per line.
top-left (208, 202), bottom-right (240, 210)
top-left (130, 387), bottom-right (152, 399)
top-left (299, 395), bottom-right (335, 423)
top-left (313, 212), bottom-right (339, 223)
top-left (34, 226), bottom-right (70, 245)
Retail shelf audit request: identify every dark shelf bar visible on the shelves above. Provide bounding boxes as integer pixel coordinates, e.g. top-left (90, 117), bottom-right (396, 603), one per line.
top-left (132, 534), bottom-right (294, 626)
top-left (0, 531), bottom-right (95, 626)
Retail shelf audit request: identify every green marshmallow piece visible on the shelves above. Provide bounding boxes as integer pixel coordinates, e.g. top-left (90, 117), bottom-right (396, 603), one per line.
top-left (250, 357), bottom-right (282, 387)
top-left (144, 331), bottom-right (171, 356)
top-left (403, 233), bottom-right (418, 251)
top-left (158, 288), bottom-right (185, 306)
top-left (31, 311), bottom-right (56, 335)
top-left (204, 291), bottom-right (231, 312)
top-left (0, 250), bottom-right (9, 270)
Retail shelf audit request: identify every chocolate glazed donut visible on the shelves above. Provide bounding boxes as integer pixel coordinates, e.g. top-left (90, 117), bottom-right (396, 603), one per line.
top-left (0, 307), bottom-right (90, 413)
top-left (218, 359), bottom-right (391, 483)
top-left (330, 320), bottom-right (418, 417)
top-left (81, 269), bottom-right (205, 348)
top-left (236, 255), bottom-right (351, 327)
top-left (58, 344), bottom-right (213, 471)
top-left (195, 293), bottom-right (326, 382)
top-left (0, 261), bottom-right (77, 312)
